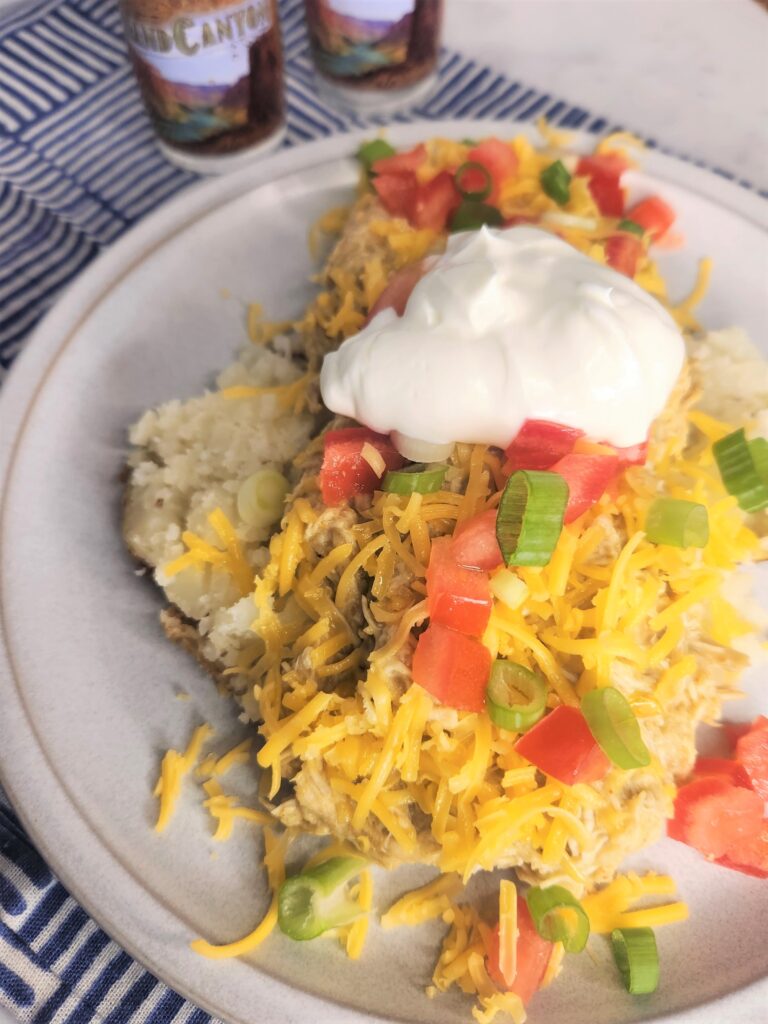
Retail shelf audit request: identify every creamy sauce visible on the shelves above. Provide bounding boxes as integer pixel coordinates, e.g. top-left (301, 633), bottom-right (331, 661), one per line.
top-left (320, 226), bottom-right (685, 451)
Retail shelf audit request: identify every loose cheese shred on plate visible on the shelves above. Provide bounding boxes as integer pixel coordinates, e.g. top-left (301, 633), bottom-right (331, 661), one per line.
top-left (191, 826), bottom-right (290, 959)
top-left (581, 872), bottom-right (688, 934)
top-left (153, 723), bottom-right (214, 834)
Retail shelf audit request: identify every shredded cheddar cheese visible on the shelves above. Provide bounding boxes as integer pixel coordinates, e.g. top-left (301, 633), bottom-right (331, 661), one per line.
top-left (153, 723), bottom-right (214, 833)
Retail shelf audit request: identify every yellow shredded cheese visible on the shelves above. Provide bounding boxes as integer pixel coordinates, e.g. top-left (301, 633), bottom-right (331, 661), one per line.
top-left (497, 879), bottom-right (517, 986)
top-left (582, 872), bottom-right (688, 934)
top-left (154, 723), bottom-right (214, 833)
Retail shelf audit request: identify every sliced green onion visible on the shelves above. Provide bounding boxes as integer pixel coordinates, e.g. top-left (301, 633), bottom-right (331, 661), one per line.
top-left (749, 437), bottom-right (768, 481)
top-left (581, 687), bottom-right (651, 769)
top-left (461, 137), bottom-right (478, 146)
top-left (278, 856), bottom-right (365, 941)
top-left (645, 498), bottom-right (709, 548)
top-left (540, 160), bottom-right (571, 205)
top-left (356, 139), bottom-right (395, 174)
top-left (449, 200), bottom-right (503, 232)
top-left (713, 428), bottom-right (768, 512)
top-left (237, 468), bottom-right (290, 528)
top-left (454, 161), bottom-right (493, 201)
top-left (617, 218), bottom-right (645, 237)
top-left (486, 660), bottom-right (547, 732)
top-left (611, 927), bottom-right (660, 994)
top-left (496, 470), bottom-right (568, 567)
top-left (525, 885), bottom-right (590, 953)
top-left (382, 463), bottom-right (448, 495)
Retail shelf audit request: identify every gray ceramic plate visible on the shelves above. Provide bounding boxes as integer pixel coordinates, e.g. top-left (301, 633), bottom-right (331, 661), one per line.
top-left (1, 121), bottom-right (767, 1024)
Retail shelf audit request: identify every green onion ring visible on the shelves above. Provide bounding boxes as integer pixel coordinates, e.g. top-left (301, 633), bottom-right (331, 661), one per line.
top-left (749, 437), bottom-right (768, 481)
top-left (382, 463), bottom-right (448, 495)
top-left (713, 428), bottom-right (768, 512)
top-left (486, 660), bottom-right (547, 732)
top-left (278, 857), bottom-right (365, 941)
top-left (540, 160), bottom-right (572, 205)
top-left (581, 687), bottom-right (651, 769)
top-left (645, 498), bottom-right (709, 548)
top-left (449, 200), bottom-right (504, 233)
top-left (611, 927), bottom-right (660, 994)
top-left (525, 885), bottom-right (590, 953)
top-left (496, 470), bottom-right (568, 567)
top-left (454, 161), bottom-right (493, 202)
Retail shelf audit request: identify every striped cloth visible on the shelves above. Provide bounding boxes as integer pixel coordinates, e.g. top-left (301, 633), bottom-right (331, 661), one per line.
top-left (0, 1), bottom-right (756, 1022)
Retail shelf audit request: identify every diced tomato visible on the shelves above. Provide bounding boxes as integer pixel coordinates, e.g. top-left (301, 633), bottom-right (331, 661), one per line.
top-left (550, 453), bottom-right (618, 523)
top-left (505, 420), bottom-right (585, 472)
top-left (371, 143), bottom-right (427, 176)
top-left (485, 897), bottom-right (554, 1004)
top-left (410, 171), bottom-right (460, 231)
top-left (625, 196), bottom-right (675, 240)
top-left (576, 154), bottom-right (630, 180)
top-left (319, 427), bottom-right (405, 506)
top-left (426, 537), bottom-right (492, 637)
top-left (605, 234), bottom-right (642, 277)
top-left (467, 138), bottom-right (518, 203)
top-left (366, 261), bottom-right (425, 323)
top-left (692, 756), bottom-right (752, 788)
top-left (450, 509), bottom-right (503, 571)
top-left (576, 155), bottom-right (629, 217)
top-left (515, 706), bottom-right (610, 785)
top-left (716, 826), bottom-right (768, 879)
top-left (668, 777), bottom-right (764, 859)
top-left (736, 717), bottom-right (768, 799)
top-left (412, 623), bottom-right (491, 712)
top-left (586, 173), bottom-right (625, 217)
top-left (372, 172), bottom-right (418, 219)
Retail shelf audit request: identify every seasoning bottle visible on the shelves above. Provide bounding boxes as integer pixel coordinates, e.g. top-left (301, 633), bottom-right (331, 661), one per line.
top-left (303, 0), bottom-right (443, 114)
top-left (120, 0), bottom-right (285, 174)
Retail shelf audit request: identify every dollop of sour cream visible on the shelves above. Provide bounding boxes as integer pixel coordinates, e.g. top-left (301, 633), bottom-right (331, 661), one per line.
top-left (320, 226), bottom-right (684, 451)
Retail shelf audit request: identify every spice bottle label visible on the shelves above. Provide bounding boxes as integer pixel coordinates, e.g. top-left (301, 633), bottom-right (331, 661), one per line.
top-left (305, 0), bottom-right (442, 89)
top-left (123, 0), bottom-right (283, 153)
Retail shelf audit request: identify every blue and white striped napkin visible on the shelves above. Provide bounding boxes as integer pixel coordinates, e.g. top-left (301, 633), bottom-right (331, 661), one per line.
top-left (0, 1), bottom-right (757, 1021)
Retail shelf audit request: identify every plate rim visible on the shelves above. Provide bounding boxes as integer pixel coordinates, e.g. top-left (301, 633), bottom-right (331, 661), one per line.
top-left (1, 118), bottom-right (767, 1024)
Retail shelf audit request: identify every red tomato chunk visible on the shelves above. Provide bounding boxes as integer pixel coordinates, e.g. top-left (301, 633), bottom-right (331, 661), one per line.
top-left (412, 623), bottom-right (491, 712)
top-left (515, 706), bottom-right (610, 785)
top-left (735, 716), bottom-right (768, 799)
top-left (692, 756), bottom-right (752, 788)
top-left (668, 777), bottom-right (764, 860)
top-left (372, 172), bottom-right (418, 220)
top-left (505, 420), bottom-right (585, 472)
top-left (716, 826), bottom-right (768, 879)
top-left (485, 896), bottom-right (554, 1004)
top-left (319, 427), bottom-right (404, 506)
top-left (450, 509), bottom-right (503, 571)
top-left (426, 537), bottom-right (492, 637)
top-left (605, 234), bottom-right (642, 278)
top-left (410, 171), bottom-right (460, 231)
top-left (576, 155), bottom-right (627, 218)
top-left (551, 453), bottom-right (618, 523)
top-left (625, 196), bottom-right (675, 240)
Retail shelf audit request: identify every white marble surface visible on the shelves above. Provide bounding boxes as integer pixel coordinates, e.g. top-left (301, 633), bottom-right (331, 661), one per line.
top-left (0, 2), bottom-right (765, 1024)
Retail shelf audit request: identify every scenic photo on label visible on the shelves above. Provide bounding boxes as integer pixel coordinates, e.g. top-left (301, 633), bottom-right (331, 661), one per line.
top-left (304, 0), bottom-right (441, 87)
top-left (120, 0), bottom-right (284, 154)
